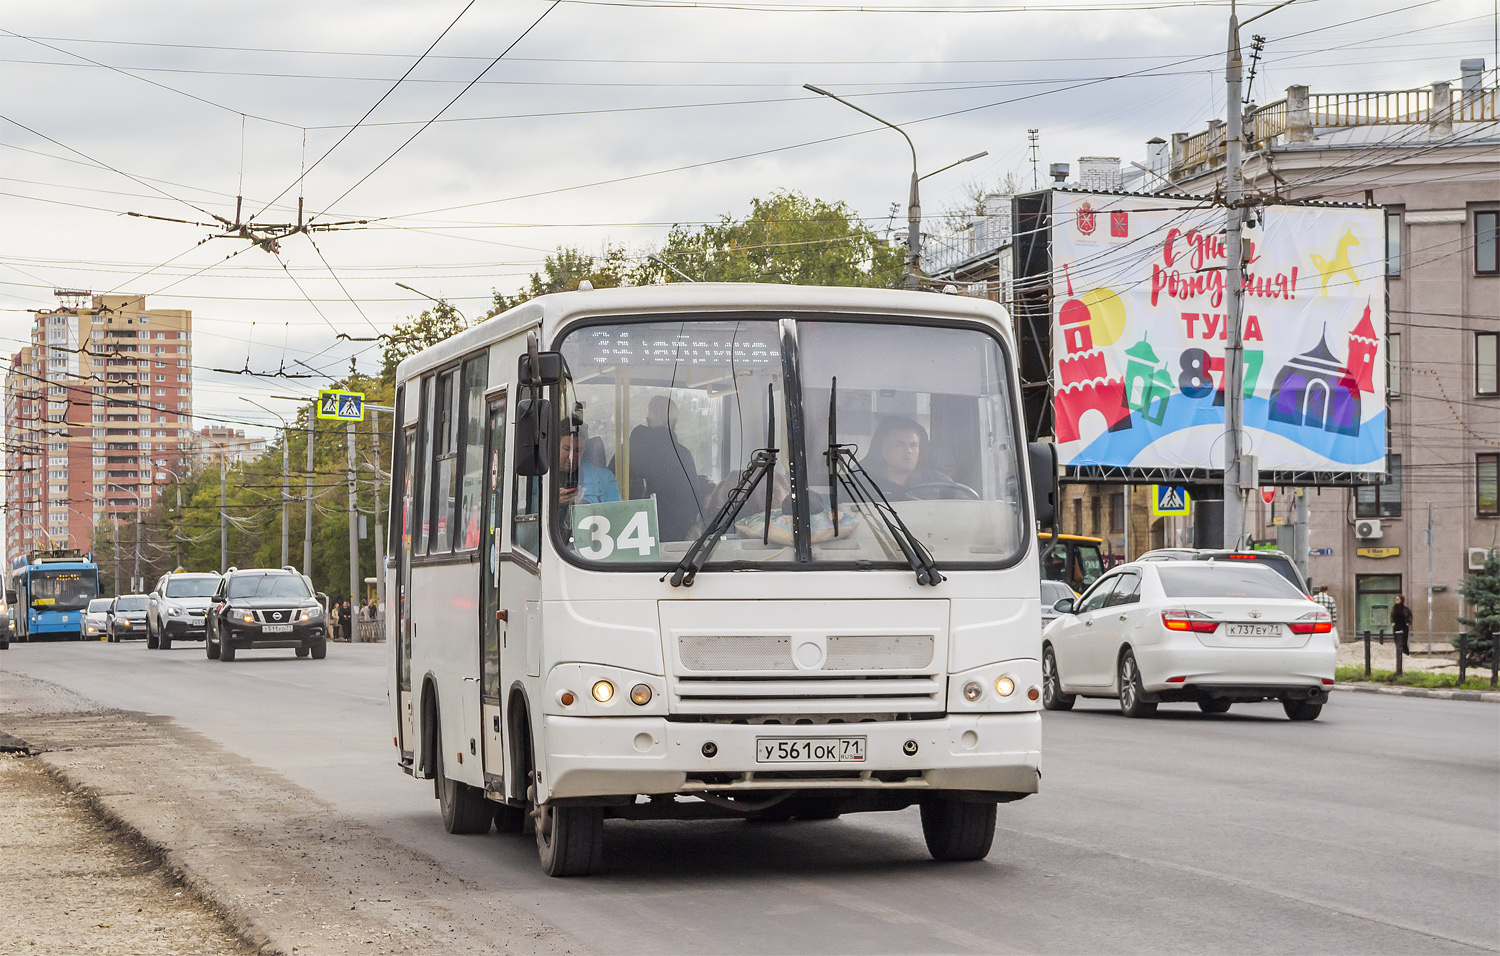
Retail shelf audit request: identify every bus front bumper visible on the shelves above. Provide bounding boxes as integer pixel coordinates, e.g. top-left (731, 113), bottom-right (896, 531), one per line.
top-left (541, 713), bottom-right (1041, 802)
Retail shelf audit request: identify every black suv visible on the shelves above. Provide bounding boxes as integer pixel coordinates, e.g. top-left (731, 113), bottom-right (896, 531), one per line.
top-left (206, 567), bottom-right (327, 662)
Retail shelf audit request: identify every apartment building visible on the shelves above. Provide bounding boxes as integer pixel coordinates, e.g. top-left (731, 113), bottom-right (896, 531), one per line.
top-left (4, 292), bottom-right (195, 559)
top-left (1057, 60), bottom-right (1498, 639)
top-left (193, 426), bottom-right (266, 465)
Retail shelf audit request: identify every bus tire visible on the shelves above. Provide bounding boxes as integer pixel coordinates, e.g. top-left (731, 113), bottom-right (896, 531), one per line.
top-left (436, 728), bottom-right (493, 835)
top-left (310, 640), bottom-right (327, 660)
top-left (1042, 645), bottom-right (1075, 711)
top-left (536, 803), bottom-right (604, 877)
top-left (920, 798), bottom-right (996, 862)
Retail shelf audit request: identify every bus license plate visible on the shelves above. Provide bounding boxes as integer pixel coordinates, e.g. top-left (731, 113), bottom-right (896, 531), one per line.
top-left (1226, 623), bottom-right (1280, 637)
top-left (755, 736), bottom-right (866, 763)
top-left (262, 624), bottom-right (293, 633)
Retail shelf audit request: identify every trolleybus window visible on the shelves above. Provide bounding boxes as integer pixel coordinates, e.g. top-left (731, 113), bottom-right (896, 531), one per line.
top-left (429, 368), bottom-right (459, 553)
top-left (416, 375), bottom-right (434, 554)
top-left (551, 317), bottom-right (1025, 570)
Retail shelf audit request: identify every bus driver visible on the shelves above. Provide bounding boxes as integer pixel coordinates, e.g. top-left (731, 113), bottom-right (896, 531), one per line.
top-left (558, 426), bottom-right (621, 506)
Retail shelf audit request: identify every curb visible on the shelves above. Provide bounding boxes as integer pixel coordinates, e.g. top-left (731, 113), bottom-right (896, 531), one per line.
top-left (1332, 682), bottom-right (1500, 704)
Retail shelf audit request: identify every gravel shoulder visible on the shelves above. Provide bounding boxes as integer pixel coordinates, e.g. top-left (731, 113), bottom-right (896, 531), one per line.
top-left (0, 672), bottom-right (579, 956)
top-left (0, 751), bottom-right (255, 956)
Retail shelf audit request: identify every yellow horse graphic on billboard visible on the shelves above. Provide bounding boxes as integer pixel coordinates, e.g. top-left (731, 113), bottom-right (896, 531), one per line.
top-left (1310, 230), bottom-right (1361, 294)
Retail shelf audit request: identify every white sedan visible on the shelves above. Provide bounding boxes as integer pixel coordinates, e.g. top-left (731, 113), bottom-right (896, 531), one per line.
top-left (1041, 560), bottom-right (1336, 720)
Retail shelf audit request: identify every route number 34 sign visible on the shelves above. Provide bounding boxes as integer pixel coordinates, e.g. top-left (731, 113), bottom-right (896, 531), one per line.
top-left (570, 499), bottom-right (661, 562)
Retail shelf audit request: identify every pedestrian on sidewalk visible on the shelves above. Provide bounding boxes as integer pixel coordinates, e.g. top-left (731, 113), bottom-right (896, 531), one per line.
top-left (1313, 586), bottom-right (1338, 625)
top-left (341, 599), bottom-right (353, 642)
top-left (1391, 595), bottom-right (1412, 655)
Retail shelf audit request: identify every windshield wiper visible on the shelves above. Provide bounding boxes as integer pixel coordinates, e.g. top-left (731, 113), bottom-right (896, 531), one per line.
top-left (825, 377), bottom-right (944, 587)
top-left (669, 384), bottom-right (780, 588)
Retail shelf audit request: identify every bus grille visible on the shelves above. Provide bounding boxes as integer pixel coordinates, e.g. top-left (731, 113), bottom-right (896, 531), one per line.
top-left (679, 635), bottom-right (794, 671)
top-left (672, 674), bottom-right (943, 714)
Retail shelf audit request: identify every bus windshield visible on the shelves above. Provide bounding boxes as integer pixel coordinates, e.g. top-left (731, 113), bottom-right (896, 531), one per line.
top-left (30, 570), bottom-right (98, 609)
top-left (552, 317), bottom-right (1026, 570)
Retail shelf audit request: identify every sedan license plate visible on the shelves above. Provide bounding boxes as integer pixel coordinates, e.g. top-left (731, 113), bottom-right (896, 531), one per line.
top-left (1226, 623), bottom-right (1280, 637)
top-left (262, 624), bottom-right (293, 634)
top-left (755, 736), bottom-right (866, 763)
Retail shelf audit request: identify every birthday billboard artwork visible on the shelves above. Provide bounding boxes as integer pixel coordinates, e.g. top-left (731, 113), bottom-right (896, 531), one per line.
top-left (1049, 192), bottom-right (1386, 475)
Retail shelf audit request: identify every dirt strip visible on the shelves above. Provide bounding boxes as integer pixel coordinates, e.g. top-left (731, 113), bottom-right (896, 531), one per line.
top-left (0, 673), bottom-right (579, 956)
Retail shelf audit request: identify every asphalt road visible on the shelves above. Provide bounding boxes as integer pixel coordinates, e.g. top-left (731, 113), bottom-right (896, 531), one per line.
top-left (3, 640), bottom-right (1496, 955)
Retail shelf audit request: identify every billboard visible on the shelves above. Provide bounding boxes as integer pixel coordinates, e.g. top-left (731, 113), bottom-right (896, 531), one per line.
top-left (1045, 191), bottom-right (1386, 477)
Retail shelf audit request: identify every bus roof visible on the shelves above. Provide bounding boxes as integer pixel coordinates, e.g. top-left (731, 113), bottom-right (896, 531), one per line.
top-left (395, 282), bottom-right (1014, 384)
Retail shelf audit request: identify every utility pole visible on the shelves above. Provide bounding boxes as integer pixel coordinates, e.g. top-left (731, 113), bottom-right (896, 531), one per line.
top-left (112, 518), bottom-right (120, 597)
top-left (281, 427), bottom-right (290, 568)
top-left (1221, 4), bottom-right (1248, 550)
top-left (219, 449), bottom-right (228, 573)
top-left (370, 410), bottom-right (385, 617)
top-left (133, 500), bottom-right (141, 593)
top-left (347, 420), bottom-right (359, 622)
top-left (1292, 488), bottom-right (1309, 583)
top-left (1426, 502), bottom-right (1434, 654)
top-left (304, 415), bottom-right (314, 578)
top-left (175, 481), bottom-right (182, 571)
top-left (1028, 129), bottom-right (1040, 190)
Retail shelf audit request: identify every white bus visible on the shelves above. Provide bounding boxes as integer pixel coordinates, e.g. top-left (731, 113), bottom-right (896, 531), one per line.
top-left (387, 283), bottom-right (1056, 876)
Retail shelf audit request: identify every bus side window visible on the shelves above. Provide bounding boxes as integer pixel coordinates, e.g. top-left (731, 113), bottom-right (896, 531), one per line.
top-left (513, 471), bottom-right (541, 560)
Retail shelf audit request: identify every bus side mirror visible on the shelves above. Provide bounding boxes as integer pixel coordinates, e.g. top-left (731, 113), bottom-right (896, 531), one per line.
top-left (514, 395), bottom-right (552, 476)
top-left (1052, 597), bottom-right (1075, 615)
top-left (518, 351), bottom-right (564, 388)
top-left (4, 590), bottom-right (15, 606)
top-left (1027, 441), bottom-right (1059, 528)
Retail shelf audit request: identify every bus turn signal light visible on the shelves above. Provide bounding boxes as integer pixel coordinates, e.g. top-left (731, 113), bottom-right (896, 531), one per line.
top-left (592, 680), bottom-right (614, 703)
top-left (630, 683), bottom-right (652, 706)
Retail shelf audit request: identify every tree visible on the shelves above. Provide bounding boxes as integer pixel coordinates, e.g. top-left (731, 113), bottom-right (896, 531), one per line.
top-left (636, 190), bottom-right (904, 288)
top-left (381, 301), bottom-right (467, 383)
top-left (1458, 552), bottom-right (1500, 666)
top-left (492, 245), bottom-right (633, 313)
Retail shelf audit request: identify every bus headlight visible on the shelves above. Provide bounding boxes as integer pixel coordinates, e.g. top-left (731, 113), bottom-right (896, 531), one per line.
top-left (591, 680), bottom-right (614, 703)
top-left (629, 683), bottom-right (652, 706)
top-left (995, 676), bottom-right (1016, 698)
top-left (962, 681), bottom-right (983, 702)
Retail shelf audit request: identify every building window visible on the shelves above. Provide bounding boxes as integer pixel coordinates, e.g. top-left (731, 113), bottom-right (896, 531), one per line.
top-left (1387, 332), bottom-right (1401, 398)
top-left (1477, 211), bottom-right (1498, 275)
top-left (1109, 492), bottom-right (1125, 534)
top-left (1478, 332), bottom-right (1498, 396)
top-left (1090, 495), bottom-right (1102, 535)
top-left (1356, 454), bottom-right (1402, 518)
top-left (1386, 211), bottom-right (1402, 277)
top-left (1072, 497), bottom-right (1083, 535)
top-left (1479, 454), bottom-right (1499, 516)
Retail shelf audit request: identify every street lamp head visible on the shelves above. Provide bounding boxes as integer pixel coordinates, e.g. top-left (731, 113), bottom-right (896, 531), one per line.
top-left (803, 83), bottom-right (831, 97)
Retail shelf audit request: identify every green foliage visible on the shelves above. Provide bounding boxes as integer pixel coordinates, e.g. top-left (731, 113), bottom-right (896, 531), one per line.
top-left (381, 300), bottom-right (467, 383)
top-left (1335, 665), bottom-right (1495, 691)
top-left (492, 245), bottom-right (633, 314)
top-left (636, 190), bottom-right (904, 288)
top-left (1458, 552), bottom-right (1500, 665)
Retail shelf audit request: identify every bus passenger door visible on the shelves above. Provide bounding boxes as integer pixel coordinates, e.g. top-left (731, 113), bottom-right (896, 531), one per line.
top-left (479, 396), bottom-right (507, 791)
top-left (397, 425), bottom-right (417, 767)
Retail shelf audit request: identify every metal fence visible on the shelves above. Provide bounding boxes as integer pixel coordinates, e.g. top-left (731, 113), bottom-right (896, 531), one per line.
top-left (354, 617), bottom-right (386, 643)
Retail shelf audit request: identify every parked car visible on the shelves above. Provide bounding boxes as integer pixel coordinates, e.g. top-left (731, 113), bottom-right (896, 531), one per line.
top-left (206, 567), bottom-right (327, 662)
top-left (147, 570), bottom-right (221, 650)
top-left (1040, 579), bottom-right (1076, 629)
top-left (1135, 548), bottom-right (1310, 595)
top-left (1041, 560), bottom-right (1335, 721)
top-left (0, 598), bottom-right (11, 649)
top-left (83, 598), bottom-right (113, 640)
top-left (106, 595), bottom-right (150, 642)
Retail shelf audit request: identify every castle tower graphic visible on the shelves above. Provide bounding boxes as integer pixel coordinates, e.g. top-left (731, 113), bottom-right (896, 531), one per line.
top-left (1268, 328), bottom-right (1362, 437)
top-left (1345, 300), bottom-right (1379, 394)
top-left (1054, 313), bottom-right (1131, 444)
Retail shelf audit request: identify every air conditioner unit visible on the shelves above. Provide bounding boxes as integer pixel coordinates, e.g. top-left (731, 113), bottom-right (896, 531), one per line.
top-left (1354, 519), bottom-right (1382, 540)
top-left (1471, 547), bottom-right (1496, 571)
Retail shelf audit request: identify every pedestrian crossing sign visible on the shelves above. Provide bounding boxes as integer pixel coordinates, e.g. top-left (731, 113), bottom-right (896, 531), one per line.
top-left (1150, 484), bottom-right (1190, 517)
top-left (317, 389), bottom-right (365, 422)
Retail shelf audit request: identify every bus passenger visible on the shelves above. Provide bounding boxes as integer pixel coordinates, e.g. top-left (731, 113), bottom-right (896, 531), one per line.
top-left (629, 396), bottom-right (705, 540)
top-left (860, 415), bottom-right (951, 500)
top-left (559, 426), bottom-right (621, 506)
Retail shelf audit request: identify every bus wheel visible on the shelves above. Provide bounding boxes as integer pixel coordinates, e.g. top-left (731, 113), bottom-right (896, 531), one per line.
top-left (920, 798), bottom-right (996, 862)
top-left (535, 801), bottom-right (604, 877)
top-left (436, 727), bottom-right (493, 835)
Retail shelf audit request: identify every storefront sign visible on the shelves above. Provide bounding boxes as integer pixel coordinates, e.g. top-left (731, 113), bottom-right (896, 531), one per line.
top-left (1356, 546), bottom-right (1400, 559)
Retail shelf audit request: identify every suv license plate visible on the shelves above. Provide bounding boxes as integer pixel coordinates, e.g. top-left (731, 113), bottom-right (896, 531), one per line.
top-left (262, 624), bottom-right (293, 634)
top-left (1226, 623), bottom-right (1280, 637)
top-left (755, 736), bottom-right (866, 763)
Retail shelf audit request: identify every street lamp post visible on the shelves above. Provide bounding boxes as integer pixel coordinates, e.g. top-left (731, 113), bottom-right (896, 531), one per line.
top-left (241, 397), bottom-right (292, 568)
top-left (107, 484), bottom-right (142, 592)
top-left (805, 84), bottom-right (922, 290)
top-left (396, 282), bottom-right (468, 323)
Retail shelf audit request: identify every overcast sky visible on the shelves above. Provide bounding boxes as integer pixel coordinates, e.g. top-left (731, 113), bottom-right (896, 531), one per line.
top-left (1, 0), bottom-right (1494, 439)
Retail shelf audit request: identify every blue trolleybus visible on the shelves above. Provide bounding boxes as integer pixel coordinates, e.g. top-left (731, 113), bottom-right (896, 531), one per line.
top-left (5, 549), bottom-right (101, 641)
